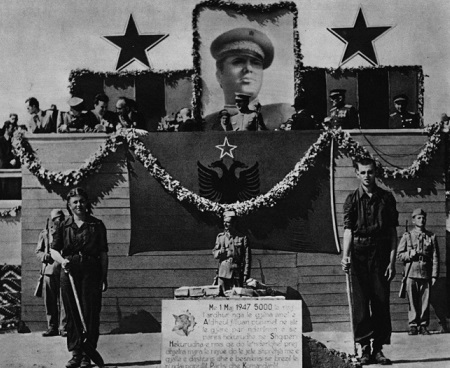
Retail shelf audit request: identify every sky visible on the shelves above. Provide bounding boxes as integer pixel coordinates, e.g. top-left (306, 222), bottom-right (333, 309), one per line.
top-left (0, 0), bottom-right (449, 123)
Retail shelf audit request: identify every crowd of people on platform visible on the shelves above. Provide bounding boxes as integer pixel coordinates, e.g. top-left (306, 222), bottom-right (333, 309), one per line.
top-left (0, 87), bottom-right (432, 171)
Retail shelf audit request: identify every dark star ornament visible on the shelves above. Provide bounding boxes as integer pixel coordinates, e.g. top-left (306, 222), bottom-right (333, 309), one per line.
top-left (328, 8), bottom-right (391, 66)
top-left (104, 14), bottom-right (168, 71)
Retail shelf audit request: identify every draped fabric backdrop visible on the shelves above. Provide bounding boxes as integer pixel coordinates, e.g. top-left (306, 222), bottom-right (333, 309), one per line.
top-left (128, 131), bottom-right (336, 254)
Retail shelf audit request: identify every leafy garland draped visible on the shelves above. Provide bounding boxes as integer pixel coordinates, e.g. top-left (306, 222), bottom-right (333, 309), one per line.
top-left (11, 121), bottom-right (445, 217)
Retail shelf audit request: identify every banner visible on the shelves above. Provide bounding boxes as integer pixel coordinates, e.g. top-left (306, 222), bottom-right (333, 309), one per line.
top-left (128, 131), bottom-right (336, 254)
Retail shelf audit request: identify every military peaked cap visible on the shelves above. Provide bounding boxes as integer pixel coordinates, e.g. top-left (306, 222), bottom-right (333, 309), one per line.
top-left (329, 89), bottom-right (346, 97)
top-left (393, 94), bottom-right (408, 103)
top-left (411, 208), bottom-right (426, 218)
top-left (211, 27), bottom-right (274, 69)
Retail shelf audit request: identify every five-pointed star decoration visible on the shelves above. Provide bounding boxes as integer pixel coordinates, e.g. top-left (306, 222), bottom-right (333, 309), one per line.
top-left (215, 137), bottom-right (237, 159)
top-left (327, 8), bottom-right (391, 66)
top-left (104, 14), bottom-right (168, 71)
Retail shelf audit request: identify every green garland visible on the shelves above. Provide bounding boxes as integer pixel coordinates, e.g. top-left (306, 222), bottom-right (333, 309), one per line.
top-left (11, 122), bottom-right (446, 217)
top-left (0, 206), bottom-right (21, 218)
top-left (12, 130), bottom-right (126, 187)
top-left (300, 65), bottom-right (425, 120)
top-left (191, 0), bottom-right (302, 119)
top-left (68, 68), bottom-right (194, 93)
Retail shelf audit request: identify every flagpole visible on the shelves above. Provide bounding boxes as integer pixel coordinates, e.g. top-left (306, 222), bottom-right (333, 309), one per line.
top-left (330, 137), bottom-right (357, 356)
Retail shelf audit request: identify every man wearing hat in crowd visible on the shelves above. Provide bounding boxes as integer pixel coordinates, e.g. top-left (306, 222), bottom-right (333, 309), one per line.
top-left (220, 109), bottom-right (232, 131)
top-left (287, 95), bottom-right (316, 130)
top-left (57, 97), bottom-right (97, 133)
top-left (230, 92), bottom-right (267, 131)
top-left (204, 27), bottom-right (294, 131)
top-left (388, 94), bottom-right (421, 129)
top-left (26, 97), bottom-right (57, 133)
top-left (397, 208), bottom-right (439, 336)
top-left (325, 89), bottom-right (359, 129)
top-left (35, 209), bottom-right (67, 337)
top-left (213, 210), bottom-right (251, 294)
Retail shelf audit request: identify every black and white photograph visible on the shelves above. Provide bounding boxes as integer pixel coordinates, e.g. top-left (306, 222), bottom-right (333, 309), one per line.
top-left (1, 0), bottom-right (450, 367)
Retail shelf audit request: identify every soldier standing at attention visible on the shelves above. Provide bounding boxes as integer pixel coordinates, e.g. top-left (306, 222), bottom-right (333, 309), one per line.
top-left (325, 89), bottom-right (359, 129)
top-left (341, 157), bottom-right (398, 365)
top-left (388, 94), bottom-right (421, 129)
top-left (35, 209), bottom-right (67, 337)
top-left (230, 93), bottom-right (267, 131)
top-left (397, 208), bottom-right (439, 336)
top-left (213, 211), bottom-right (251, 294)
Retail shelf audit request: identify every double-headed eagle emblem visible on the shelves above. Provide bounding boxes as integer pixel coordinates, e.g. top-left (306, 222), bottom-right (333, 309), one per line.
top-left (197, 159), bottom-right (260, 203)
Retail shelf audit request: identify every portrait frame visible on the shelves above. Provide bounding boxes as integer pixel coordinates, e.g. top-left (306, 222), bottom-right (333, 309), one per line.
top-left (192, 0), bottom-right (302, 123)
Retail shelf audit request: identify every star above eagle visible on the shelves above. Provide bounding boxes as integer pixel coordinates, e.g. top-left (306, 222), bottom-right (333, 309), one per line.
top-left (328, 8), bottom-right (391, 66)
top-left (104, 14), bottom-right (168, 71)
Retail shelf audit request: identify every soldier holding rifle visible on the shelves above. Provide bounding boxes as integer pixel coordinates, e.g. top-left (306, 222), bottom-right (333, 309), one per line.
top-left (397, 208), bottom-right (439, 336)
top-left (341, 157), bottom-right (398, 365)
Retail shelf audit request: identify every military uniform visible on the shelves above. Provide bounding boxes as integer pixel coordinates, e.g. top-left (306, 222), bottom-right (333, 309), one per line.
top-left (397, 227), bottom-right (439, 329)
top-left (213, 230), bottom-right (251, 289)
top-left (205, 102), bottom-right (294, 131)
top-left (329, 104), bottom-right (359, 129)
top-left (388, 111), bottom-right (420, 129)
top-left (36, 224), bottom-right (67, 335)
top-left (57, 111), bottom-right (95, 133)
top-left (291, 109), bottom-right (316, 130)
top-left (230, 110), bottom-right (265, 131)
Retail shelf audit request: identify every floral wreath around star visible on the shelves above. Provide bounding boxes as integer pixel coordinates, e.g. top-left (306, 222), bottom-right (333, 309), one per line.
top-left (9, 120), bottom-right (446, 218)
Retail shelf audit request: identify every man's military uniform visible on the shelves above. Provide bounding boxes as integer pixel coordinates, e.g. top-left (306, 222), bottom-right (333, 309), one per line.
top-left (35, 210), bottom-right (66, 336)
top-left (205, 102), bottom-right (293, 131)
top-left (230, 110), bottom-right (265, 131)
top-left (397, 210), bottom-right (439, 330)
top-left (388, 111), bottom-right (420, 129)
top-left (213, 229), bottom-right (251, 289)
top-left (57, 111), bottom-right (95, 133)
top-left (329, 104), bottom-right (359, 129)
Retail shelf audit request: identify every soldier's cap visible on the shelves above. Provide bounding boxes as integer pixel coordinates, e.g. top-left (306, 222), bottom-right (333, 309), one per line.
top-left (223, 210), bottom-right (236, 219)
top-left (219, 109), bottom-right (230, 117)
top-left (411, 208), bottom-right (426, 218)
top-left (50, 209), bottom-right (64, 220)
top-left (67, 97), bottom-right (84, 109)
top-left (393, 94), bottom-right (408, 103)
top-left (235, 92), bottom-right (252, 101)
top-left (210, 27), bottom-right (274, 69)
top-left (329, 89), bottom-right (346, 98)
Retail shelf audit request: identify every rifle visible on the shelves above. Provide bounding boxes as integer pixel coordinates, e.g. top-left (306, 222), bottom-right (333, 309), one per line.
top-left (398, 220), bottom-right (413, 298)
top-left (34, 218), bottom-right (50, 298)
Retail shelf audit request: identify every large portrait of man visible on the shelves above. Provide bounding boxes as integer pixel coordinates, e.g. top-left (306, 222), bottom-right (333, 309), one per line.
top-left (195, 5), bottom-right (298, 131)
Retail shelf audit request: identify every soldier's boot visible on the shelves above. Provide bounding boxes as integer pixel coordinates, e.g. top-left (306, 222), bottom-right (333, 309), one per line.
top-left (66, 350), bottom-right (82, 368)
top-left (360, 344), bottom-right (371, 365)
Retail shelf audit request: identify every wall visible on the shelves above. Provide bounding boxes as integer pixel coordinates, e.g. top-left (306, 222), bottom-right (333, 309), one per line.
top-left (20, 131), bottom-right (447, 333)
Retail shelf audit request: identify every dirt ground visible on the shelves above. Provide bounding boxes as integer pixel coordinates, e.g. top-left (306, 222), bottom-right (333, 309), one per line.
top-left (2, 330), bottom-right (450, 367)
